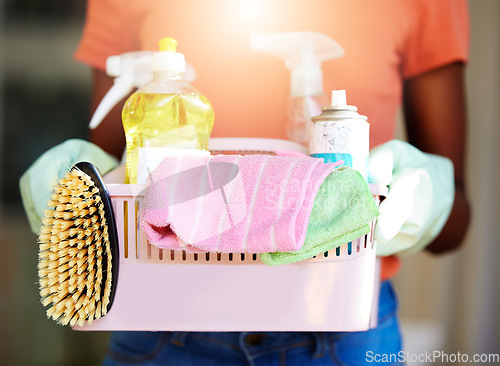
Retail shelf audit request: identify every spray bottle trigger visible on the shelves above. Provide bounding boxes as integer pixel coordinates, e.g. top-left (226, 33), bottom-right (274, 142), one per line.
top-left (88, 77), bottom-right (134, 130)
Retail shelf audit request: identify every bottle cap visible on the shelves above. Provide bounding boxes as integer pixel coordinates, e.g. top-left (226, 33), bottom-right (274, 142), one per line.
top-left (151, 37), bottom-right (186, 73)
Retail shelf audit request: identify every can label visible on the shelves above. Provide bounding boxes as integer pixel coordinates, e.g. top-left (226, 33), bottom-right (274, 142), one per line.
top-left (310, 119), bottom-right (369, 179)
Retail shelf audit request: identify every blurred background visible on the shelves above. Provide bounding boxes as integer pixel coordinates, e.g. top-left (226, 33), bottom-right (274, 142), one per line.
top-left (0, 1), bottom-right (498, 365)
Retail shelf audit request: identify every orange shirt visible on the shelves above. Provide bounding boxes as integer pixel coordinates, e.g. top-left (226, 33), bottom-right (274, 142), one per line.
top-left (74, 0), bottom-right (469, 279)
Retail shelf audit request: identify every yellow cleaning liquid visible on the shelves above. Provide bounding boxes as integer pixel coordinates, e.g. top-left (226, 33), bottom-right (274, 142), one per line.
top-left (122, 92), bottom-right (214, 183)
top-left (121, 37), bottom-right (214, 184)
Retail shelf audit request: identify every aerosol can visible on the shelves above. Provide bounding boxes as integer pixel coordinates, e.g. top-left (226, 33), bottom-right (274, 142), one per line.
top-left (310, 90), bottom-right (369, 179)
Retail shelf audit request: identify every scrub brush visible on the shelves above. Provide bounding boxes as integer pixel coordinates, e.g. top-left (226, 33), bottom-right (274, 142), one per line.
top-left (37, 162), bottom-right (119, 326)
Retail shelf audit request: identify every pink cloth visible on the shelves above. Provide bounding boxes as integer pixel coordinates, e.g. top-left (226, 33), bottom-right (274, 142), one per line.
top-left (142, 155), bottom-right (337, 253)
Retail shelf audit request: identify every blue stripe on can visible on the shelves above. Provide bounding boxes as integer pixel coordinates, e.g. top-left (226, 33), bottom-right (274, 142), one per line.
top-left (310, 153), bottom-right (353, 167)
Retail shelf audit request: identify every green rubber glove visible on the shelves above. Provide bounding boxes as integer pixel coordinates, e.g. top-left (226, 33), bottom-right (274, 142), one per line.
top-left (368, 140), bottom-right (455, 256)
top-left (19, 139), bottom-right (119, 234)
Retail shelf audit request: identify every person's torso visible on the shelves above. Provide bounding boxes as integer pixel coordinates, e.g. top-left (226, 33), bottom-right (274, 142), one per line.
top-left (129, 0), bottom-right (409, 147)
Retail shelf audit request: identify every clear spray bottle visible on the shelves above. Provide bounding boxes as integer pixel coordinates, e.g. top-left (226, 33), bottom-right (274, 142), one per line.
top-left (249, 32), bottom-right (344, 146)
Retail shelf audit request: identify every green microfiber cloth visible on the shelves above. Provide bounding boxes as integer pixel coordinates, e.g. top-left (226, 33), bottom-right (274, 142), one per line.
top-left (259, 166), bottom-right (379, 266)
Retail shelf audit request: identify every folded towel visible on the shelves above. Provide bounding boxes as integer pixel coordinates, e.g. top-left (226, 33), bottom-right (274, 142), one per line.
top-left (142, 154), bottom-right (337, 253)
top-left (259, 167), bottom-right (380, 266)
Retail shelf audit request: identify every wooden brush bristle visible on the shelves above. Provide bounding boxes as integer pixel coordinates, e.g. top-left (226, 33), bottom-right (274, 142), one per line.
top-left (38, 168), bottom-right (113, 326)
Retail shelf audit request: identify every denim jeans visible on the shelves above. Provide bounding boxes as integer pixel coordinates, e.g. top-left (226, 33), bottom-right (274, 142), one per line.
top-left (103, 281), bottom-right (402, 366)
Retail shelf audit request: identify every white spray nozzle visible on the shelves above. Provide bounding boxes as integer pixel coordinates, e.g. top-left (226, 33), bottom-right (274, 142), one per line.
top-left (89, 51), bottom-right (155, 129)
top-left (331, 90), bottom-right (347, 106)
top-left (249, 32), bottom-right (344, 97)
top-left (89, 50), bottom-right (196, 129)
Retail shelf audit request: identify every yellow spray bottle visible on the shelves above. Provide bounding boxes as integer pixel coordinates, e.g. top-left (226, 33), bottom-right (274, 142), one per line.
top-left (122, 37), bottom-right (215, 184)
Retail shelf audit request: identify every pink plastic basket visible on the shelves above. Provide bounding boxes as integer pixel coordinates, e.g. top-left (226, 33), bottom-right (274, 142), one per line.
top-left (74, 138), bottom-right (386, 332)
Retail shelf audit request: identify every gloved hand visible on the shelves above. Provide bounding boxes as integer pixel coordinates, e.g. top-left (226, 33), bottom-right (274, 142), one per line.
top-left (368, 140), bottom-right (454, 256)
top-left (19, 139), bottom-right (119, 234)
